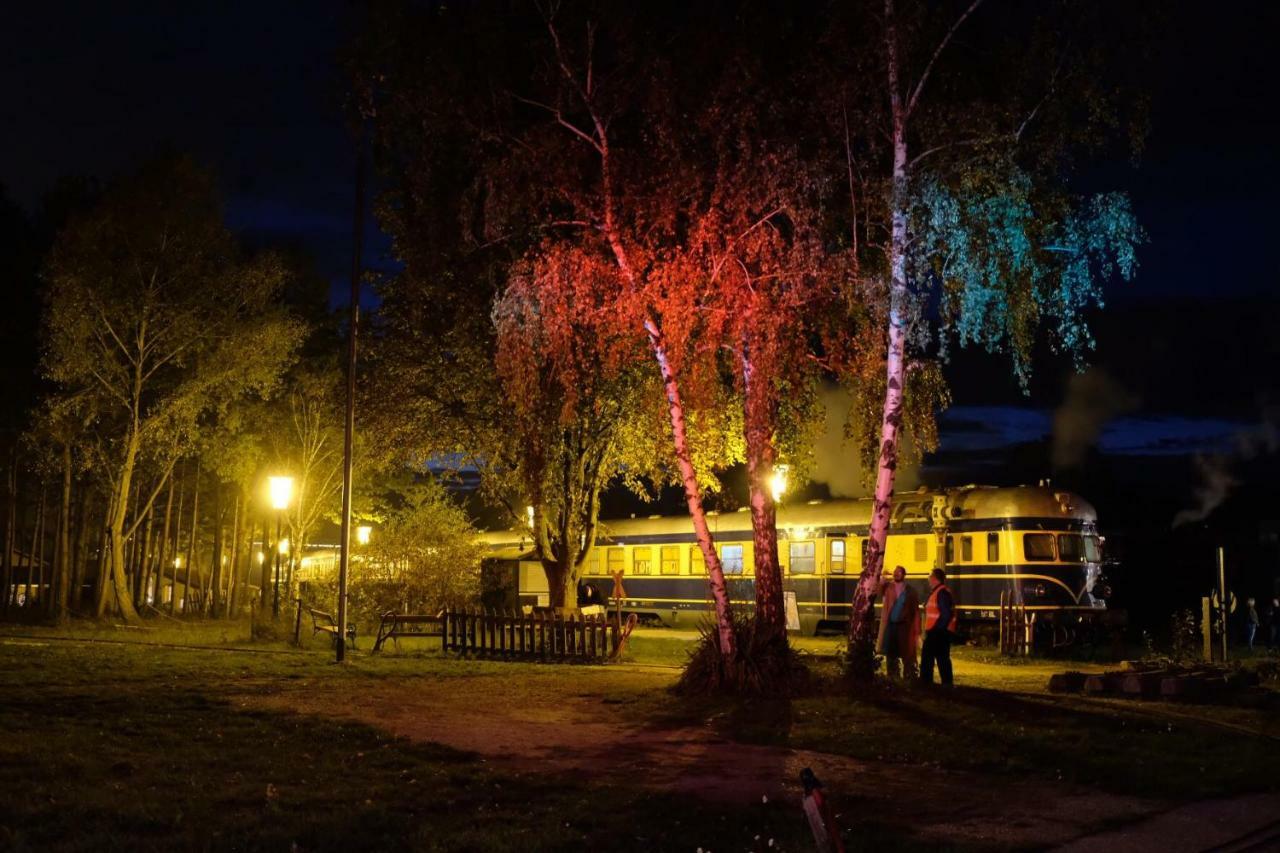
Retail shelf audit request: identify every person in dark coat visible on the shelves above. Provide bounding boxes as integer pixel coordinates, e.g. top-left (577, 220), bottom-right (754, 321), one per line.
top-left (876, 565), bottom-right (920, 680)
top-left (1245, 598), bottom-right (1260, 651)
top-left (576, 580), bottom-right (605, 612)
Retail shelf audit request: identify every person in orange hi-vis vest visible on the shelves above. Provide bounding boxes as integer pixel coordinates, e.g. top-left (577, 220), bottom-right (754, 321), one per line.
top-left (921, 568), bottom-right (957, 687)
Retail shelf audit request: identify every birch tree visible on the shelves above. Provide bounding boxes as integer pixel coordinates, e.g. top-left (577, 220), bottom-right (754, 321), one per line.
top-left (840, 0), bottom-right (1144, 675)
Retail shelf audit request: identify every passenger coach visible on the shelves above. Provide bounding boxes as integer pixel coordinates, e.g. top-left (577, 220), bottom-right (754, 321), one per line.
top-left (483, 484), bottom-right (1109, 636)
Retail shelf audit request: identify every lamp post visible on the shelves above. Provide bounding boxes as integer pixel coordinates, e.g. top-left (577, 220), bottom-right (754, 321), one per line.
top-left (770, 464), bottom-right (790, 503)
top-left (268, 476), bottom-right (294, 619)
top-left (335, 131), bottom-right (365, 664)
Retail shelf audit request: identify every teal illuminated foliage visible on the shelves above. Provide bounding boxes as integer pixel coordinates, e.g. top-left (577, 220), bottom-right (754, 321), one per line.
top-left (914, 171), bottom-right (1142, 387)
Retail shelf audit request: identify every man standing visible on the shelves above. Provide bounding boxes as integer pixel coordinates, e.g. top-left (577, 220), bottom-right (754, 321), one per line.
top-left (1245, 598), bottom-right (1260, 651)
top-left (921, 568), bottom-right (957, 687)
top-left (876, 565), bottom-right (919, 680)
top-left (577, 580), bottom-right (606, 617)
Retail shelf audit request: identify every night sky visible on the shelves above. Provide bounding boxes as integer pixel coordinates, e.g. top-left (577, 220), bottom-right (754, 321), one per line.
top-left (4, 2), bottom-right (1279, 518)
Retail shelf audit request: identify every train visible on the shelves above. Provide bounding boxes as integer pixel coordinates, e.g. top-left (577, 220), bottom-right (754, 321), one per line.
top-left (480, 484), bottom-right (1111, 636)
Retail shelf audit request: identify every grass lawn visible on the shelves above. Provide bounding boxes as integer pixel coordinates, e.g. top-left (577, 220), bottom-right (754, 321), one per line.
top-left (623, 631), bottom-right (1280, 799)
top-left (0, 635), bottom-right (835, 852)
top-left (1, 622), bottom-right (1277, 851)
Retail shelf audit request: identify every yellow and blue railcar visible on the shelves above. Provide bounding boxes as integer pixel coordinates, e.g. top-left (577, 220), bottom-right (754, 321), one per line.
top-left (485, 484), bottom-right (1108, 635)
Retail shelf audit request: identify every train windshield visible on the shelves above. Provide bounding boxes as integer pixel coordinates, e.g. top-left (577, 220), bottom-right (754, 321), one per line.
top-left (1057, 534), bottom-right (1086, 561)
top-left (1083, 535), bottom-right (1102, 562)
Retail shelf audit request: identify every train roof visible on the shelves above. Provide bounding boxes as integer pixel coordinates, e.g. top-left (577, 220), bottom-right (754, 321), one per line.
top-left (480, 485), bottom-right (1097, 550)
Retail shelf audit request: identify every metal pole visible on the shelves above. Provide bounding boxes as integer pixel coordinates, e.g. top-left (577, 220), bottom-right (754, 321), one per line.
top-left (336, 136), bottom-right (364, 662)
top-left (273, 513), bottom-right (282, 619)
top-left (1217, 546), bottom-right (1227, 663)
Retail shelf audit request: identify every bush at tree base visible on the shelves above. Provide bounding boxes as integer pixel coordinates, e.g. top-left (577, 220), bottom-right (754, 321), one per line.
top-left (676, 614), bottom-right (809, 697)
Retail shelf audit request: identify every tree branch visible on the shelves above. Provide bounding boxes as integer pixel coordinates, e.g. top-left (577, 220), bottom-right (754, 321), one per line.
top-left (906, 0), bottom-right (984, 119)
top-left (509, 92), bottom-right (603, 153)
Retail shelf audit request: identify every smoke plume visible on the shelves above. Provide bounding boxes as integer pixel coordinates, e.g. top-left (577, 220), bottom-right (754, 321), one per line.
top-left (1051, 368), bottom-right (1139, 470)
top-left (807, 386), bottom-right (920, 498)
top-left (1172, 414), bottom-right (1280, 527)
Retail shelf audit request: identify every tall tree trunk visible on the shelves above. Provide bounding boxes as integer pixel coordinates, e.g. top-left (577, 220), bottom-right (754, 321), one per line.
top-left (93, 493), bottom-right (114, 617)
top-left (848, 0), bottom-right (912, 677)
top-left (283, 518), bottom-right (296, 614)
top-left (227, 491), bottom-right (243, 616)
top-left (70, 483), bottom-right (89, 613)
top-left (541, 553), bottom-right (575, 611)
top-left (106, 430), bottom-right (142, 622)
top-left (184, 463), bottom-right (200, 616)
top-left (135, 491), bottom-right (156, 611)
top-left (259, 518), bottom-right (270, 610)
top-left (54, 444), bottom-right (73, 624)
top-left (125, 481), bottom-right (143, 607)
top-left (208, 482), bottom-right (223, 617)
top-left (29, 487), bottom-right (46, 609)
top-left (742, 335), bottom-right (786, 644)
top-left (154, 472), bottom-right (175, 613)
top-left (168, 464), bottom-right (186, 615)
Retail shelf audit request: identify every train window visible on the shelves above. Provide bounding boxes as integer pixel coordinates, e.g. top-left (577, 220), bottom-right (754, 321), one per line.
top-left (607, 548), bottom-right (624, 576)
top-left (1024, 533), bottom-right (1056, 561)
top-left (830, 539), bottom-right (846, 574)
top-left (913, 537), bottom-right (927, 562)
top-left (945, 536), bottom-right (954, 563)
top-left (1083, 535), bottom-right (1101, 562)
top-left (633, 547), bottom-right (652, 575)
top-left (860, 538), bottom-right (868, 567)
top-left (691, 546), bottom-right (706, 574)
top-left (790, 541), bottom-right (816, 574)
top-left (660, 545), bottom-right (681, 575)
top-left (960, 536), bottom-right (973, 562)
top-left (1057, 534), bottom-right (1085, 562)
top-left (987, 532), bottom-right (1000, 562)
top-left (721, 544), bottom-right (745, 575)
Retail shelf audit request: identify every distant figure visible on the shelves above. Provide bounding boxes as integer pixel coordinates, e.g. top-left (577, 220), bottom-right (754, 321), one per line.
top-left (876, 565), bottom-right (920, 680)
top-left (1245, 597), bottom-right (1260, 650)
top-left (921, 568), bottom-right (957, 687)
top-left (577, 580), bottom-right (606, 616)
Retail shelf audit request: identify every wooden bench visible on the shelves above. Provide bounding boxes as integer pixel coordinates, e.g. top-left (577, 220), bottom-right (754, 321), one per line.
top-left (307, 607), bottom-right (357, 650)
top-left (373, 611), bottom-right (444, 652)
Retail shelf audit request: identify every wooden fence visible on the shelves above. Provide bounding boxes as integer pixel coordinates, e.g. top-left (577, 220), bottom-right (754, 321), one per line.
top-left (440, 608), bottom-right (623, 662)
top-left (998, 591), bottom-right (1035, 656)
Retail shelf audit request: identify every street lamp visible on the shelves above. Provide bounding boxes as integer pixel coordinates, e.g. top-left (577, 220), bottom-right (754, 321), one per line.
top-left (356, 525), bottom-right (372, 546)
top-left (770, 464), bottom-right (789, 503)
top-left (268, 475), bottom-right (294, 619)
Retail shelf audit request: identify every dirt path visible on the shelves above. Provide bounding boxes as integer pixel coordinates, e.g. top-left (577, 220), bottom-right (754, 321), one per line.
top-left (240, 668), bottom-right (1164, 850)
top-left (1052, 792), bottom-right (1280, 852)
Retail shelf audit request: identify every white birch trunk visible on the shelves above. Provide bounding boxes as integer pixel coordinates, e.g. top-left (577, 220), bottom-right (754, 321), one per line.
top-left (848, 0), bottom-right (911, 673)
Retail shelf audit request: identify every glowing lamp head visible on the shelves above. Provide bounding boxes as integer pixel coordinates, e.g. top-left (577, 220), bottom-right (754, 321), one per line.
top-left (525, 505), bottom-right (535, 530)
top-left (268, 476), bottom-right (294, 511)
top-left (278, 537), bottom-right (290, 556)
top-left (770, 465), bottom-right (789, 503)
top-left (356, 525), bottom-right (372, 546)
top-left (255, 551), bottom-right (265, 565)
